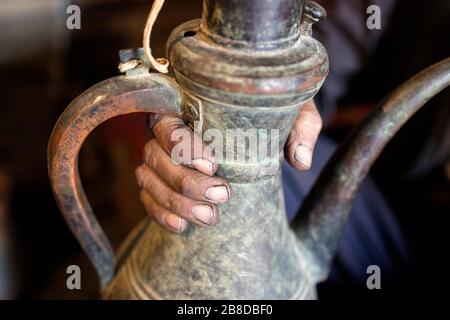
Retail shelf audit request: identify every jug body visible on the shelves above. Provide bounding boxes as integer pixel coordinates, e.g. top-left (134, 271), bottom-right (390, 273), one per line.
top-left (48, 0), bottom-right (329, 299)
top-left (100, 7), bottom-right (329, 297)
top-left (103, 174), bottom-right (316, 299)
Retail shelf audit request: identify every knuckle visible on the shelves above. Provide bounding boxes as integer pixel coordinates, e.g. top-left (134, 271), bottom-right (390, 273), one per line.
top-left (135, 165), bottom-right (147, 188)
top-left (177, 173), bottom-right (192, 195)
top-left (165, 118), bottom-right (186, 132)
top-left (143, 142), bottom-right (159, 169)
top-left (194, 176), bottom-right (213, 192)
top-left (165, 191), bottom-right (182, 213)
top-left (299, 111), bottom-right (322, 136)
top-left (143, 141), bottom-right (153, 158)
top-left (155, 117), bottom-right (185, 138)
top-left (139, 190), bottom-right (153, 215)
top-left (312, 113), bottom-right (323, 131)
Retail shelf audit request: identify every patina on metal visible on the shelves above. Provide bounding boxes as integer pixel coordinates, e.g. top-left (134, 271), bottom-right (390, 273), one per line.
top-left (48, 69), bottom-right (182, 288)
top-left (48, 0), bottom-right (450, 300)
top-left (293, 57), bottom-right (450, 283)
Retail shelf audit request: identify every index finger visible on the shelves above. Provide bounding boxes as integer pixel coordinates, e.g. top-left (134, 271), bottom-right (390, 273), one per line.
top-left (148, 114), bottom-right (218, 176)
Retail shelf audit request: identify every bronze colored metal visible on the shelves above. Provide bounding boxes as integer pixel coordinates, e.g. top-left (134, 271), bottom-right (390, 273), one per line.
top-left (48, 0), bottom-right (450, 299)
top-left (48, 70), bottom-right (182, 288)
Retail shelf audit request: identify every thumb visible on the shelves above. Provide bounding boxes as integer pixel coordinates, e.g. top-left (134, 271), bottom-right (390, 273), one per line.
top-left (285, 99), bottom-right (323, 170)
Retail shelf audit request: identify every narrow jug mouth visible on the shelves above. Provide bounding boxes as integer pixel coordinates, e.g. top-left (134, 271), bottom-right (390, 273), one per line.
top-left (200, 0), bottom-right (305, 50)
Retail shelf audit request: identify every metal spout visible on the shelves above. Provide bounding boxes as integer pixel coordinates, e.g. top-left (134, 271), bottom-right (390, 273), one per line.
top-left (293, 57), bottom-right (450, 282)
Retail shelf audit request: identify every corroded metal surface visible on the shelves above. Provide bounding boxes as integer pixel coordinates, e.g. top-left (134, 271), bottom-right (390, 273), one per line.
top-left (103, 0), bottom-right (328, 300)
top-left (167, 22), bottom-right (328, 105)
top-left (49, 0), bottom-right (328, 299)
top-left (48, 73), bottom-right (182, 287)
top-left (293, 57), bottom-right (450, 283)
top-left (104, 176), bottom-right (316, 299)
top-left (48, 0), bottom-right (450, 300)
top-left (201, 0), bottom-right (303, 50)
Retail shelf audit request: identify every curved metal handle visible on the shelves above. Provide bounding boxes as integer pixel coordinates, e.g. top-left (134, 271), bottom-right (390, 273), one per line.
top-left (48, 73), bottom-right (182, 288)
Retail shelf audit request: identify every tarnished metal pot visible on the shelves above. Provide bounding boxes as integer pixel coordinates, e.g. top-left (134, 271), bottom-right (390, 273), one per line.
top-left (48, 0), bottom-right (450, 299)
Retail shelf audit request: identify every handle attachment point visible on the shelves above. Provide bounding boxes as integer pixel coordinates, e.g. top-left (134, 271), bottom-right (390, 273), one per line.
top-left (48, 72), bottom-right (182, 288)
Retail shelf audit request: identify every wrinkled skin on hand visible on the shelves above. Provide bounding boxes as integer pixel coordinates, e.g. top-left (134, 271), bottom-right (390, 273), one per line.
top-left (135, 99), bottom-right (322, 233)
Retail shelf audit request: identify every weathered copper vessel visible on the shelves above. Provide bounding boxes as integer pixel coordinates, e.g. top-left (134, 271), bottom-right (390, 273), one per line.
top-left (48, 0), bottom-right (450, 299)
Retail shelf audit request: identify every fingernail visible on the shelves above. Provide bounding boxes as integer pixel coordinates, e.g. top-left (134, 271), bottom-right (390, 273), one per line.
top-left (205, 185), bottom-right (229, 203)
top-left (164, 215), bottom-right (184, 232)
top-left (295, 145), bottom-right (312, 168)
top-left (192, 205), bottom-right (214, 225)
top-left (192, 159), bottom-right (214, 176)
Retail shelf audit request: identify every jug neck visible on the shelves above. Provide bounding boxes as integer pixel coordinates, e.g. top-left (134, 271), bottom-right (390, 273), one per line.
top-left (200, 0), bottom-right (304, 50)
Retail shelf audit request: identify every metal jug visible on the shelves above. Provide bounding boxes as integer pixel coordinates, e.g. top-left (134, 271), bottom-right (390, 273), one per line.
top-left (48, 0), bottom-right (450, 299)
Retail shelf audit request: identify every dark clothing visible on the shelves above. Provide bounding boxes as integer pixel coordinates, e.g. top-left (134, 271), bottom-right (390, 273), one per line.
top-left (280, 0), bottom-right (450, 292)
top-left (282, 137), bottom-right (410, 289)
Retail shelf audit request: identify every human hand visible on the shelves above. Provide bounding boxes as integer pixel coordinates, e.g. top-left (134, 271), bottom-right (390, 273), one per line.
top-left (136, 99), bottom-right (322, 233)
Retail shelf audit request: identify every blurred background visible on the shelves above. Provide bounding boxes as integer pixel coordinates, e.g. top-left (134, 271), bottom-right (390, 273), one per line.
top-left (0, 0), bottom-right (448, 299)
